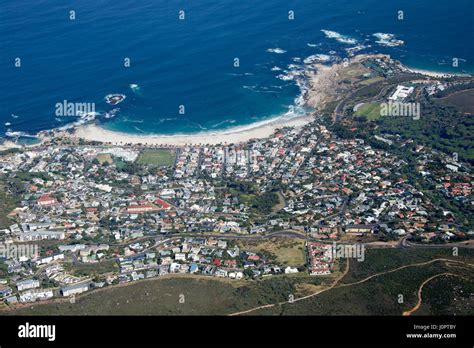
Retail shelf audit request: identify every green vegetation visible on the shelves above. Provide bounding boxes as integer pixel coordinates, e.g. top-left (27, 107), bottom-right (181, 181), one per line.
top-left (335, 89), bottom-right (474, 164)
top-left (136, 149), bottom-right (175, 168)
top-left (228, 181), bottom-right (279, 215)
top-left (435, 81), bottom-right (474, 98)
top-left (378, 97), bottom-right (473, 163)
top-left (0, 148), bottom-right (22, 157)
top-left (114, 158), bottom-right (126, 170)
top-left (0, 178), bottom-right (19, 228)
top-left (272, 248), bottom-right (474, 316)
top-left (6, 248), bottom-right (471, 316)
top-left (232, 191), bottom-right (279, 215)
top-left (4, 274), bottom-right (326, 315)
top-left (340, 248), bottom-right (472, 284)
top-left (440, 88), bottom-right (474, 114)
top-left (358, 76), bottom-right (385, 86)
top-left (64, 259), bottom-right (118, 278)
top-left (272, 192), bottom-right (286, 212)
top-left (355, 102), bottom-right (382, 120)
top-left (421, 275), bottom-right (474, 315)
top-left (340, 63), bottom-right (371, 81)
top-left (331, 86), bottom-right (474, 230)
top-left (248, 192), bottom-right (279, 214)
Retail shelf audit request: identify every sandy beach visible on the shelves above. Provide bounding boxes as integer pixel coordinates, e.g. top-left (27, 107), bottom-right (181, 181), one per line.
top-left (36, 55), bottom-right (473, 148)
top-left (69, 55), bottom-right (348, 146)
top-left (406, 68), bottom-right (454, 78)
top-left (72, 114), bottom-right (314, 146)
top-left (0, 140), bottom-right (21, 152)
top-left (405, 67), bottom-right (471, 79)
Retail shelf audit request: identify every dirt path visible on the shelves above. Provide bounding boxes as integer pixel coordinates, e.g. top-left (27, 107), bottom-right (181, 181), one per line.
top-left (4, 257), bottom-right (471, 315)
top-left (228, 260), bottom-right (350, 316)
top-left (337, 258), bottom-right (472, 289)
top-left (229, 258), bottom-right (473, 316)
top-left (402, 272), bottom-right (467, 316)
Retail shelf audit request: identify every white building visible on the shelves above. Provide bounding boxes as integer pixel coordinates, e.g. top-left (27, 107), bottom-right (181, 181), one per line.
top-left (284, 266), bottom-right (299, 274)
top-left (60, 282), bottom-right (90, 297)
top-left (19, 289), bottom-right (54, 302)
top-left (389, 85), bottom-right (414, 101)
top-left (35, 253), bottom-right (65, 265)
top-left (16, 279), bottom-right (40, 292)
top-left (18, 230), bottom-right (65, 241)
top-left (59, 244), bottom-right (86, 253)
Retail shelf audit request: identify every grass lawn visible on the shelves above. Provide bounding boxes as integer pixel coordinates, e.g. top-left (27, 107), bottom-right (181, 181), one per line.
top-left (340, 63), bottom-right (371, 79)
top-left (236, 192), bottom-right (255, 204)
top-left (358, 76), bottom-right (385, 86)
top-left (114, 158), bottom-right (126, 169)
top-left (355, 102), bottom-right (382, 120)
top-left (64, 259), bottom-right (119, 277)
top-left (238, 237), bottom-right (306, 266)
top-left (96, 153), bottom-right (113, 164)
top-left (136, 149), bottom-right (175, 167)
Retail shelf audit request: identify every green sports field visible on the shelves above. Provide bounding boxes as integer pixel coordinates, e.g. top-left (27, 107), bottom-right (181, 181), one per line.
top-left (355, 102), bottom-right (382, 120)
top-left (136, 149), bottom-right (176, 167)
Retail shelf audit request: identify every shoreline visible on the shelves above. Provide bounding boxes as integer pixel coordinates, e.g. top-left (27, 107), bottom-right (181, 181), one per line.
top-left (68, 55), bottom-right (367, 146)
top-left (57, 55), bottom-right (372, 146)
top-left (71, 114), bottom-right (314, 146)
top-left (4, 54), bottom-right (472, 149)
top-left (404, 66), bottom-right (472, 78)
top-left (0, 140), bottom-right (21, 152)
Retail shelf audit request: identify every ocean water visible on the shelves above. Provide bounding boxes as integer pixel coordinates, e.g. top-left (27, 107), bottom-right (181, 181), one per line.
top-left (1, 0), bottom-right (473, 137)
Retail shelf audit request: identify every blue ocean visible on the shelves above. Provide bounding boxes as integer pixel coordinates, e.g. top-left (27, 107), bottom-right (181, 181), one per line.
top-left (1, 0), bottom-right (473, 137)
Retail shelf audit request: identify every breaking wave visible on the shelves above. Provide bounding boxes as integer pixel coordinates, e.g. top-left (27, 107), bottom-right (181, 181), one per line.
top-left (266, 47), bottom-right (287, 54)
top-left (373, 33), bottom-right (404, 47)
top-left (321, 29), bottom-right (358, 45)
